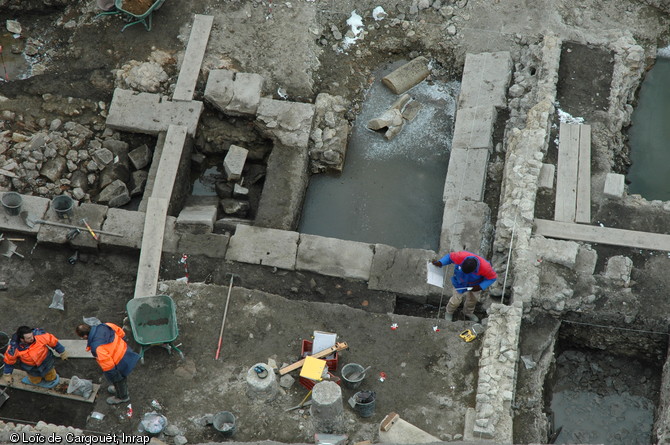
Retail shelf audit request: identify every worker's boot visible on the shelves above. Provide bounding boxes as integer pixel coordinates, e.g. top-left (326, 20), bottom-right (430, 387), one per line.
top-left (466, 314), bottom-right (479, 323)
top-left (106, 395), bottom-right (130, 405)
top-left (107, 385), bottom-right (116, 395)
top-left (107, 379), bottom-right (129, 404)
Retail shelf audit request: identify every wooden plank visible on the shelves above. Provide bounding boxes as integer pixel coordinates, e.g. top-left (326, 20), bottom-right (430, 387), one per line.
top-left (57, 340), bottom-right (92, 359)
top-left (575, 125), bottom-right (591, 223)
top-left (134, 197), bottom-right (169, 299)
top-left (554, 123), bottom-right (579, 222)
top-left (152, 125), bottom-right (188, 201)
top-left (279, 342), bottom-right (348, 375)
top-left (534, 218), bottom-right (670, 252)
top-left (1, 370), bottom-right (100, 403)
top-left (173, 15), bottom-right (214, 101)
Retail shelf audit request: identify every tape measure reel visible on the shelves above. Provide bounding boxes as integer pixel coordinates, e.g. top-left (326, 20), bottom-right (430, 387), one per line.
top-left (459, 323), bottom-right (484, 343)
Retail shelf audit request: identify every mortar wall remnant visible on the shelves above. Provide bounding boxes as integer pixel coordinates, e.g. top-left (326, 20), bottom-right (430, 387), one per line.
top-left (472, 302), bottom-right (523, 441)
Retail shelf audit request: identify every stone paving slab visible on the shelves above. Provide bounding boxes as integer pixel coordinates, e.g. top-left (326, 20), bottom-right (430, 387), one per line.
top-left (368, 244), bottom-right (441, 302)
top-left (440, 199), bottom-right (491, 254)
top-left (177, 233), bottom-right (230, 259)
top-left (451, 105), bottom-right (496, 150)
top-left (68, 203), bottom-right (108, 251)
top-left (255, 98), bottom-right (315, 148)
top-left (106, 89), bottom-right (203, 137)
top-left (134, 197), bottom-right (169, 298)
top-left (443, 148), bottom-right (490, 202)
top-left (35, 199), bottom-right (95, 247)
top-left (296, 234), bottom-right (374, 281)
top-left (529, 236), bottom-right (579, 269)
top-left (0, 194), bottom-right (49, 235)
top-left (225, 224), bottom-right (298, 270)
top-left (100, 208), bottom-right (145, 250)
top-left (458, 51), bottom-right (513, 110)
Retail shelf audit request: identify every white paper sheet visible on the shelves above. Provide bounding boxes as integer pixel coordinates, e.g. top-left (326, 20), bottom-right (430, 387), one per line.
top-left (426, 262), bottom-right (445, 288)
top-left (313, 331), bottom-right (337, 359)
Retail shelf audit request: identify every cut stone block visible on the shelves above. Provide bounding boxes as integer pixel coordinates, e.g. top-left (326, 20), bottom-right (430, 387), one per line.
top-left (106, 88), bottom-right (203, 137)
top-left (129, 144), bottom-right (151, 170)
top-left (440, 199), bottom-right (491, 254)
top-left (443, 148), bottom-right (490, 202)
top-left (604, 172), bottom-right (625, 198)
top-left (177, 233), bottom-right (229, 258)
top-left (381, 56), bottom-right (431, 95)
top-left (205, 70), bottom-right (264, 116)
top-left (368, 244), bottom-right (441, 301)
top-left (225, 224), bottom-right (299, 270)
top-left (458, 51), bottom-right (513, 110)
top-left (539, 163), bottom-right (555, 189)
top-left (378, 417), bottom-right (440, 443)
top-left (176, 205), bottom-right (218, 234)
top-left (451, 105), bottom-right (496, 150)
top-left (529, 236), bottom-right (579, 269)
top-left (575, 245), bottom-right (598, 276)
top-left (604, 255), bottom-right (633, 285)
top-left (255, 98), bottom-right (315, 148)
top-left (224, 145), bottom-right (249, 181)
top-left (100, 208), bottom-right (145, 250)
top-left (296, 234), bottom-right (374, 281)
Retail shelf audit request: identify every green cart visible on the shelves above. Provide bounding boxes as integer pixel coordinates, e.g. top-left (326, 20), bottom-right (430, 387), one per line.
top-left (96, 0), bottom-right (166, 32)
top-left (126, 295), bottom-right (184, 363)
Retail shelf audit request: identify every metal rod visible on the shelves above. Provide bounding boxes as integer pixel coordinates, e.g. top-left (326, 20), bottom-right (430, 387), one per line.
top-left (34, 219), bottom-right (123, 237)
top-left (215, 274), bottom-right (235, 360)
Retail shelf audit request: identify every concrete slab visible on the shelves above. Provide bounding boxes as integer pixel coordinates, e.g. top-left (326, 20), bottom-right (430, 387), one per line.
top-left (176, 205), bottom-right (217, 234)
top-left (604, 172), bottom-right (625, 198)
top-left (254, 144), bottom-right (309, 231)
top-left (451, 105), bottom-right (496, 150)
top-left (106, 89), bottom-right (203, 137)
top-left (378, 417), bottom-right (441, 443)
top-left (0, 194), bottom-right (49, 235)
top-left (296, 234), bottom-right (374, 281)
top-left (443, 148), bottom-right (490, 202)
top-left (458, 51), bottom-right (513, 110)
top-left (149, 125), bottom-right (189, 202)
top-left (440, 199), bottom-right (491, 254)
top-left (177, 233), bottom-right (229, 258)
top-left (539, 163), bottom-right (555, 189)
top-left (255, 98), bottom-right (315, 148)
top-left (100, 208), bottom-right (145, 250)
top-left (225, 224), bottom-right (299, 270)
top-left (58, 339), bottom-right (92, 359)
top-left (204, 70), bottom-right (264, 116)
top-left (172, 14), bottom-right (214, 102)
top-left (368, 244), bottom-right (441, 302)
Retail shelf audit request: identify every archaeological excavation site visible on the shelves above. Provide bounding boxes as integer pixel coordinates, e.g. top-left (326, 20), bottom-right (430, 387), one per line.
top-left (2, 0), bottom-right (670, 444)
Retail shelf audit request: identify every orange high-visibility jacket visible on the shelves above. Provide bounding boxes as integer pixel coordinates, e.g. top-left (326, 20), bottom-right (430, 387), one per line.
top-left (3, 329), bottom-right (62, 368)
top-left (87, 323), bottom-right (128, 371)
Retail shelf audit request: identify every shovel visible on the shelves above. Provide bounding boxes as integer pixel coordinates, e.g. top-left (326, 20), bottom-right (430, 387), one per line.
top-left (0, 239), bottom-right (23, 258)
top-left (347, 365), bottom-right (371, 381)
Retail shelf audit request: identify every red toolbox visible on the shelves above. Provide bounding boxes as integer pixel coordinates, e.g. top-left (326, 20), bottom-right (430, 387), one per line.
top-left (301, 340), bottom-right (339, 371)
top-left (299, 372), bottom-right (341, 391)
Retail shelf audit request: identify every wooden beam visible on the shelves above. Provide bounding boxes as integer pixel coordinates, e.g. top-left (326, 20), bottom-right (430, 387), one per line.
top-left (534, 219), bottom-right (670, 252)
top-left (555, 123), bottom-right (579, 222)
top-left (575, 125), bottom-right (591, 223)
top-left (1, 370), bottom-right (99, 403)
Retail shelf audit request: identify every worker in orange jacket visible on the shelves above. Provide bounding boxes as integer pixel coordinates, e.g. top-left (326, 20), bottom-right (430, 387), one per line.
top-left (76, 322), bottom-right (140, 405)
top-left (2, 326), bottom-right (69, 388)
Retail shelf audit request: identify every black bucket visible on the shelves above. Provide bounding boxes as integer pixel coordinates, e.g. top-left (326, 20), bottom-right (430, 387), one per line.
top-left (1, 192), bottom-right (22, 216)
top-left (213, 411), bottom-right (236, 437)
top-left (351, 391), bottom-right (376, 418)
top-left (51, 195), bottom-right (74, 219)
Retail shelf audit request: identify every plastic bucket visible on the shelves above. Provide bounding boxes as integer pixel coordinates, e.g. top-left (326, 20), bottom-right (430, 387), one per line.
top-left (0, 331), bottom-right (8, 354)
top-left (51, 195), bottom-right (74, 219)
top-left (213, 411), bottom-right (236, 437)
top-left (342, 363), bottom-right (365, 389)
top-left (1, 192), bottom-right (22, 216)
top-left (352, 391), bottom-right (376, 418)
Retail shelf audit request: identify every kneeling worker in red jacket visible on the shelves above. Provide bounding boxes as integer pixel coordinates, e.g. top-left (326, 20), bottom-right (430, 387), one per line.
top-left (76, 322), bottom-right (140, 405)
top-left (2, 326), bottom-right (69, 388)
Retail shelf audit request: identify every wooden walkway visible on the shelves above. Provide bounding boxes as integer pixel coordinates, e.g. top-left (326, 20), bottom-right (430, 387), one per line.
top-left (1, 370), bottom-right (100, 403)
top-left (555, 122), bottom-right (591, 223)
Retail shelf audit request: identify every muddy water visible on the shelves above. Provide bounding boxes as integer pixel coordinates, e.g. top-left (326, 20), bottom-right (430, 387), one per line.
top-left (550, 349), bottom-right (659, 444)
top-left (300, 63), bottom-right (458, 250)
top-left (0, 33), bottom-right (30, 82)
top-left (627, 57), bottom-right (670, 201)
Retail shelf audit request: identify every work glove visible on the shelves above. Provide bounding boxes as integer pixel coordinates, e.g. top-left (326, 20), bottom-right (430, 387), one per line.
top-left (60, 351), bottom-right (69, 361)
top-left (1, 374), bottom-right (13, 386)
top-left (470, 285), bottom-right (482, 292)
top-left (431, 260), bottom-right (442, 267)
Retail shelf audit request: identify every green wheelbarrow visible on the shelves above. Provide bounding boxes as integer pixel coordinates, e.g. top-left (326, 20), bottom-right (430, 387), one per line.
top-left (126, 295), bottom-right (184, 364)
top-left (96, 0), bottom-right (166, 32)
